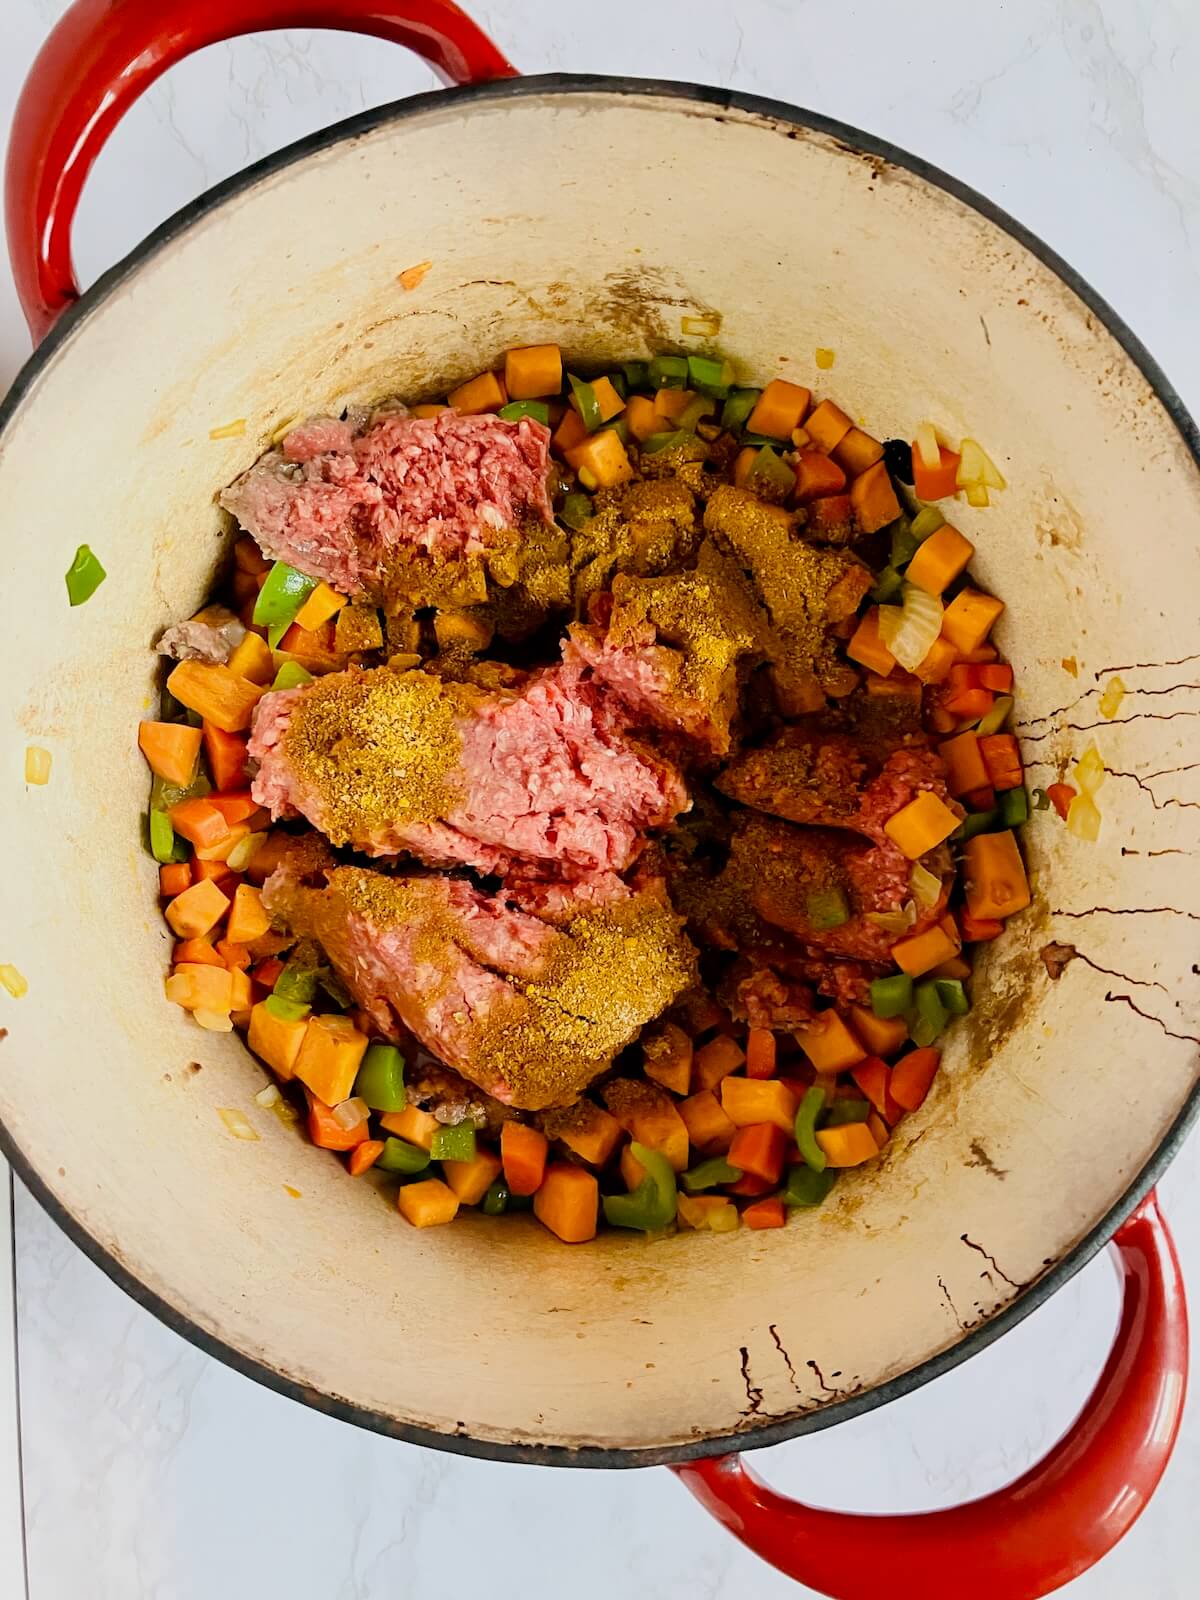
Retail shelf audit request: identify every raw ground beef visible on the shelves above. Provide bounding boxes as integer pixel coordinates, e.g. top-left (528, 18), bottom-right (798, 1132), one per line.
top-left (220, 409), bottom-right (554, 594)
top-left (249, 663), bottom-right (688, 881)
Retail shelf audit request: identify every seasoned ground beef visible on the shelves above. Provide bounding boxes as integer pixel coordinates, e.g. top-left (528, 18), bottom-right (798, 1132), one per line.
top-left (221, 409), bottom-right (554, 595)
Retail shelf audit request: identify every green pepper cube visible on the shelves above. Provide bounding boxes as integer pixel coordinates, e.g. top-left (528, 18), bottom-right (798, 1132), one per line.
top-left (498, 400), bottom-right (550, 425)
top-left (65, 544), bottom-right (106, 606)
top-left (567, 374), bottom-right (603, 432)
top-left (821, 1098), bottom-right (872, 1128)
top-left (642, 430), bottom-right (693, 455)
top-left (271, 661), bottom-right (314, 692)
top-left (783, 1165), bottom-right (837, 1208)
top-left (648, 354), bottom-right (689, 389)
top-left (934, 977), bottom-right (970, 1016)
top-left (149, 807), bottom-right (177, 865)
top-left (870, 566), bottom-right (904, 605)
top-left (354, 1043), bottom-right (407, 1113)
top-left (673, 394), bottom-right (716, 434)
top-left (273, 961), bottom-right (319, 1006)
top-left (602, 1142), bottom-right (678, 1231)
top-left (889, 521), bottom-right (919, 568)
top-left (687, 354), bottom-right (735, 397)
top-left (746, 445), bottom-right (795, 498)
top-left (264, 993), bottom-right (311, 1023)
top-left (253, 561), bottom-right (317, 630)
top-left (805, 888), bottom-right (849, 931)
top-left (430, 1123), bottom-right (476, 1163)
top-left (869, 974), bottom-right (913, 1019)
top-left (952, 809), bottom-right (1001, 842)
top-left (559, 490), bottom-right (592, 531)
top-left (1001, 786), bottom-right (1030, 827)
top-left (910, 506), bottom-right (945, 541)
top-left (680, 1156), bottom-right (742, 1193)
top-left (620, 360), bottom-right (649, 391)
top-left (720, 388), bottom-right (761, 432)
top-left (481, 1178), bottom-right (510, 1216)
top-left (793, 1086), bottom-right (828, 1172)
top-left (909, 980), bottom-right (949, 1046)
top-left (376, 1137), bottom-right (430, 1175)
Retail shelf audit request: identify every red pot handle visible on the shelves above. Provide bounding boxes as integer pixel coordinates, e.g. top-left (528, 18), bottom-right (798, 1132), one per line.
top-left (6, 0), bottom-right (517, 342)
top-left (674, 1190), bottom-right (1187, 1599)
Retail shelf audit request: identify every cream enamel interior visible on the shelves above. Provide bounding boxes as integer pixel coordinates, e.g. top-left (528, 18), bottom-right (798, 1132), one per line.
top-left (1, 87), bottom-right (1198, 1458)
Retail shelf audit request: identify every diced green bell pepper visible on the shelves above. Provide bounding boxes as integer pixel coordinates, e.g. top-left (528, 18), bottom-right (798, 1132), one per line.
top-left (567, 374), bottom-right (603, 431)
top-left (910, 506), bottom-right (945, 541)
top-left (481, 1178), bottom-right (510, 1215)
top-left (821, 1098), bottom-right (872, 1128)
top-left (273, 961), bottom-right (319, 1006)
top-left (602, 1142), bottom-right (678, 1231)
top-left (870, 566), bottom-right (904, 604)
top-left (149, 806), bottom-right (178, 865)
top-left (65, 544), bottom-right (106, 606)
top-left (909, 980), bottom-right (949, 1047)
top-left (674, 394), bottom-right (716, 433)
top-left (498, 400), bottom-right (550, 425)
top-left (976, 695), bottom-right (1014, 737)
top-left (642, 429), bottom-right (693, 454)
top-left (430, 1123), bottom-right (476, 1163)
top-left (1000, 786), bottom-right (1030, 828)
top-left (889, 521), bottom-right (919, 568)
top-left (746, 445), bottom-right (795, 498)
top-left (934, 977), bottom-right (970, 1016)
top-left (869, 973), bottom-right (913, 1019)
top-left (253, 561), bottom-right (316, 630)
top-left (793, 1086), bottom-right (827, 1172)
top-left (559, 490), bottom-right (592, 531)
top-left (805, 888), bottom-right (849, 930)
top-left (271, 660), bottom-right (314, 692)
top-left (687, 354), bottom-right (735, 397)
top-left (607, 371), bottom-right (628, 399)
top-left (151, 770), bottom-right (211, 810)
top-left (720, 388), bottom-right (761, 432)
top-left (648, 354), bottom-right (689, 389)
top-left (597, 416), bottom-right (631, 443)
top-left (953, 808), bottom-right (1000, 841)
top-left (264, 993), bottom-right (311, 1023)
top-left (376, 1137), bottom-right (430, 1175)
top-left (354, 1043), bottom-right (406, 1113)
top-left (318, 968), bottom-right (351, 1010)
top-left (680, 1156), bottom-right (742, 1193)
top-left (621, 360), bottom-right (649, 391)
top-left (783, 1165), bottom-right (837, 1207)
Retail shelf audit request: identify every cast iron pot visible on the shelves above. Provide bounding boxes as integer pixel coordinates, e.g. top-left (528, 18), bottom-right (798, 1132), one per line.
top-left (2, 4), bottom-right (1197, 1595)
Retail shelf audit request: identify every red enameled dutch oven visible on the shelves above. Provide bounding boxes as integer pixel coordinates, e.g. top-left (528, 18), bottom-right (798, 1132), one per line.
top-left (1, 4), bottom-right (1197, 1595)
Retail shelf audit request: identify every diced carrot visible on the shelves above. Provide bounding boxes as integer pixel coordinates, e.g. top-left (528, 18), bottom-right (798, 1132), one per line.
top-left (742, 1195), bottom-right (787, 1230)
top-left (138, 721), bottom-right (202, 786)
top-left (379, 1105), bottom-right (439, 1149)
top-left (795, 1012), bottom-right (866, 1072)
top-left (348, 1139), bottom-right (385, 1176)
top-left (963, 830), bottom-right (1031, 920)
top-left (848, 1004), bottom-right (908, 1058)
top-left (732, 445), bottom-right (757, 487)
top-left (642, 1023), bottom-right (693, 1095)
top-left (565, 429), bottom-right (633, 489)
top-left (552, 407), bottom-right (588, 454)
top-left (804, 399), bottom-right (852, 453)
top-left (977, 663), bottom-right (1014, 692)
top-left (929, 704), bottom-right (957, 734)
top-left (915, 636), bottom-right (958, 685)
top-left (867, 1111), bottom-right (890, 1148)
top-left (192, 857), bottom-right (236, 886)
top-left (533, 1163), bottom-right (598, 1243)
top-left (728, 1123), bottom-right (788, 1186)
top-left (164, 963), bottom-right (234, 1012)
top-left (938, 731), bottom-right (989, 798)
top-left (551, 1102), bottom-right (621, 1167)
top-left (209, 791), bottom-right (260, 825)
top-left (226, 630), bottom-right (275, 685)
top-left (625, 394), bottom-right (672, 441)
top-left (959, 910), bottom-right (1004, 943)
top-left (745, 1028), bottom-right (777, 1079)
top-left (619, 1141), bottom-right (649, 1193)
top-left (504, 344), bottom-right (562, 400)
top-left (815, 1122), bottom-right (880, 1167)
top-left (883, 791), bottom-right (960, 859)
top-left (501, 1122), bottom-right (549, 1196)
top-left (159, 862), bottom-right (192, 897)
top-left (165, 878), bottom-right (230, 939)
top-left (293, 1015), bottom-right (369, 1107)
top-left (905, 524), bottom-right (975, 596)
top-left (691, 1033), bottom-right (746, 1092)
top-left (808, 493), bottom-right (855, 536)
top-left (173, 936), bottom-right (225, 968)
top-left (293, 581), bottom-right (347, 634)
top-left (943, 686), bottom-right (995, 721)
top-left (398, 1177), bottom-right (460, 1227)
top-left (849, 460), bottom-right (900, 534)
top-left (831, 427), bottom-right (884, 478)
top-left (792, 448), bottom-right (846, 504)
top-left (726, 1173), bottom-right (774, 1197)
top-left (226, 884), bottom-right (270, 944)
top-left (166, 661), bottom-right (264, 733)
top-left (215, 938), bottom-right (252, 971)
top-left (678, 1089), bottom-right (737, 1153)
top-left (847, 607), bottom-right (896, 677)
top-left (252, 956), bottom-right (285, 988)
top-left (275, 619), bottom-right (341, 673)
top-left (202, 723), bottom-right (249, 793)
top-left (851, 1056), bottom-right (903, 1124)
top-left (892, 923), bottom-right (959, 976)
top-left (571, 376), bottom-right (625, 424)
top-left (890, 1047), bottom-right (941, 1112)
top-left (447, 370), bottom-right (506, 414)
top-left (911, 443), bottom-right (960, 501)
top-left (978, 733), bottom-right (1023, 792)
top-left (721, 1077), bottom-right (799, 1135)
top-left (1046, 782), bottom-right (1077, 821)
top-left (748, 379), bottom-right (811, 439)
top-left (442, 1148), bottom-right (504, 1205)
top-left (942, 588), bottom-right (1005, 655)
top-left (169, 797), bottom-right (232, 850)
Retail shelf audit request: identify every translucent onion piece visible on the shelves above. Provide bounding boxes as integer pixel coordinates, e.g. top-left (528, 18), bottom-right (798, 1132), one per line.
top-left (910, 862), bottom-right (943, 910)
top-left (879, 583), bottom-right (944, 671)
top-left (195, 1009), bottom-right (234, 1033)
top-left (226, 831), bottom-right (267, 873)
top-left (965, 483), bottom-right (990, 508)
top-left (217, 1107), bottom-right (259, 1140)
top-left (1072, 744), bottom-right (1107, 795)
top-left (976, 694), bottom-right (1015, 736)
top-left (1066, 792), bottom-right (1102, 842)
top-left (915, 422), bottom-right (941, 470)
top-left (865, 901), bottom-right (917, 934)
top-left (333, 1096), bottom-right (370, 1131)
top-left (0, 964), bottom-right (28, 998)
top-left (1098, 677), bottom-right (1127, 720)
top-left (271, 1097), bottom-right (300, 1127)
top-left (956, 437), bottom-right (1007, 490)
top-left (254, 1084), bottom-right (282, 1110)
top-left (24, 746), bottom-right (51, 785)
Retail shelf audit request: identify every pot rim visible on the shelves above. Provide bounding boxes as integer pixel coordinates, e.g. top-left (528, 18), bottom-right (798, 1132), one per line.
top-left (2, 72), bottom-right (1197, 1469)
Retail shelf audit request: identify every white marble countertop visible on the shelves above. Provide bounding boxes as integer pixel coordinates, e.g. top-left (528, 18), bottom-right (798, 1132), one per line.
top-left (1, 2), bottom-right (1198, 1595)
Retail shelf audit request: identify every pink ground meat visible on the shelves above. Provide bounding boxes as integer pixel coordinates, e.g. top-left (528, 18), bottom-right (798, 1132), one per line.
top-left (221, 409), bottom-right (553, 594)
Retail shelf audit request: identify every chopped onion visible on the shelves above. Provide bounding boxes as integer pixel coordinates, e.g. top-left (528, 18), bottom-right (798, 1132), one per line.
top-left (0, 963), bottom-right (28, 999)
top-left (217, 1107), bottom-right (259, 1141)
top-left (957, 437), bottom-right (1007, 491)
top-left (878, 583), bottom-right (944, 671)
top-left (226, 831), bottom-right (267, 873)
top-left (24, 746), bottom-right (51, 785)
top-left (910, 506), bottom-right (944, 541)
top-left (914, 422), bottom-right (941, 471)
top-left (964, 484), bottom-right (990, 508)
top-left (1066, 792), bottom-right (1102, 841)
top-left (909, 862), bottom-right (943, 910)
top-left (1072, 744), bottom-right (1107, 795)
top-left (1098, 676), bottom-right (1126, 720)
top-left (976, 694), bottom-right (1014, 736)
top-left (865, 901), bottom-right (917, 934)
top-left (194, 1008), bottom-right (234, 1033)
top-left (332, 1096), bottom-right (369, 1131)
top-left (254, 1084), bottom-right (282, 1110)
top-left (271, 1097), bottom-right (299, 1126)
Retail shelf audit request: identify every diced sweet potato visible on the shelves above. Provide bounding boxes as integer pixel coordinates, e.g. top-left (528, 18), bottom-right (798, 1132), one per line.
top-left (398, 1178), bottom-right (461, 1228)
top-left (849, 460), bottom-right (901, 534)
top-left (720, 1077), bottom-right (799, 1135)
top-left (442, 1148), bottom-right (504, 1205)
top-left (380, 1105), bottom-right (440, 1150)
top-left (691, 1034), bottom-right (746, 1092)
top-left (678, 1089), bottom-right (737, 1154)
top-left (293, 1015), bottom-right (369, 1107)
top-left (248, 999), bottom-right (308, 1079)
top-left (534, 1164), bottom-right (598, 1243)
top-left (642, 1023), bottom-right (693, 1095)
